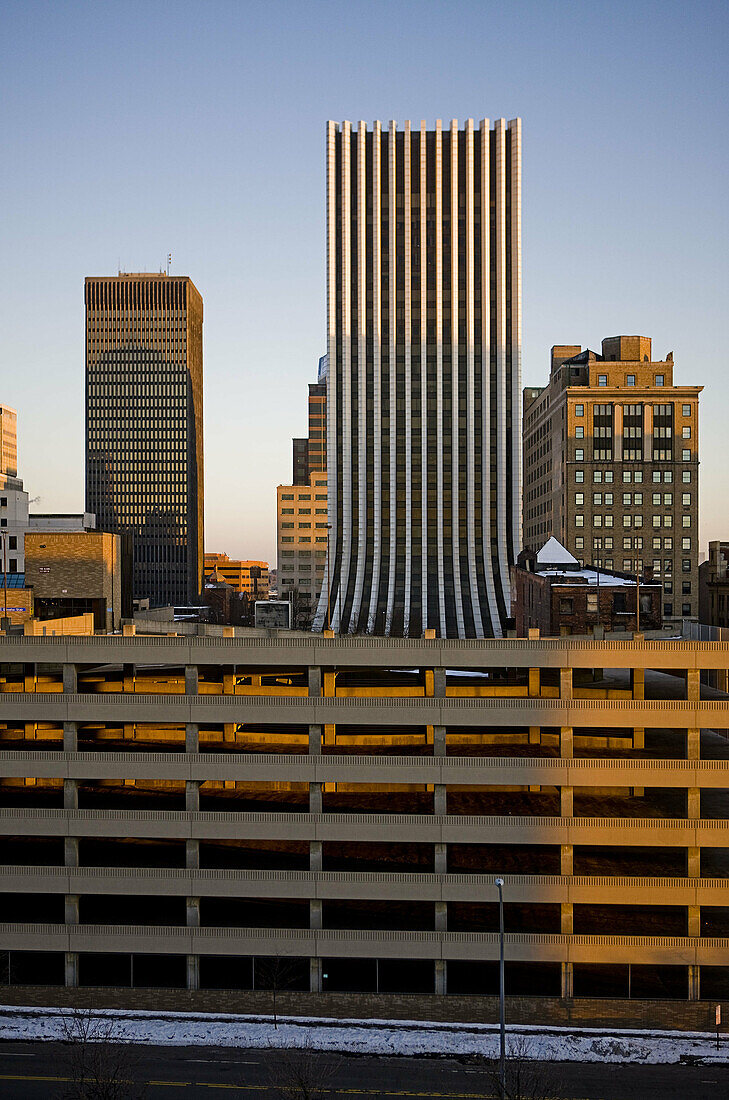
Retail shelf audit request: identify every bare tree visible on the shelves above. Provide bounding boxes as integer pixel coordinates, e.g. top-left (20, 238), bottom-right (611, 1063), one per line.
top-left (481, 1036), bottom-right (565, 1100)
top-left (57, 1007), bottom-right (147, 1100)
top-left (265, 1040), bottom-right (341, 1100)
top-left (255, 955), bottom-right (305, 1029)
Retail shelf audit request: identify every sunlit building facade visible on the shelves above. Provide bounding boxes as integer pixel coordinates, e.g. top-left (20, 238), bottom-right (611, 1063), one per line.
top-left (84, 274), bottom-right (204, 606)
top-left (314, 118), bottom-right (522, 638)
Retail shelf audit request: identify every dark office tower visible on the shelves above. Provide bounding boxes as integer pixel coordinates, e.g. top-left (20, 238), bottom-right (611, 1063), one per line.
top-left (85, 274), bottom-right (204, 607)
top-left (313, 118), bottom-right (522, 638)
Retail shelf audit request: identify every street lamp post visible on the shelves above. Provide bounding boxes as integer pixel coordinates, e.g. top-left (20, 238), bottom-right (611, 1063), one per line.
top-left (495, 876), bottom-right (506, 1100)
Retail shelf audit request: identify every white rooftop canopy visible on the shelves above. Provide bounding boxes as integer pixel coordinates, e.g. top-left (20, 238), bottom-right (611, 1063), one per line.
top-left (536, 537), bottom-right (579, 566)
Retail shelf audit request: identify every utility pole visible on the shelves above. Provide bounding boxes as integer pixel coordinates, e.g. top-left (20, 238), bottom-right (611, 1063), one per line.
top-left (495, 876), bottom-right (506, 1099)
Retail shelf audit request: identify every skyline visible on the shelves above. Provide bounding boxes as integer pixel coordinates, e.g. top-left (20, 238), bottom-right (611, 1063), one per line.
top-left (1, 0), bottom-right (727, 564)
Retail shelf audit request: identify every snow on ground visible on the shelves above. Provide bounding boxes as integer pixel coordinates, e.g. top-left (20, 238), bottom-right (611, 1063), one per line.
top-left (1, 1005), bottom-right (728, 1064)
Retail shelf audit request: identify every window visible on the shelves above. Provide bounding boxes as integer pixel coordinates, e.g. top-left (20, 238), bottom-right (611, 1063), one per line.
top-left (664, 602), bottom-right (673, 616)
top-left (682, 404), bottom-right (691, 417)
top-left (663, 471), bottom-right (672, 483)
top-left (664, 537), bottom-right (673, 550)
top-left (655, 375), bottom-right (664, 386)
top-left (281, 494), bottom-right (294, 500)
top-left (634, 471), bottom-right (643, 483)
top-left (0, 497), bottom-right (5, 507)
top-left (605, 493), bottom-right (613, 505)
top-left (634, 492), bottom-right (643, 504)
top-left (559, 598), bottom-right (574, 614)
top-left (605, 537), bottom-right (613, 549)
top-left (575, 515), bottom-right (584, 527)
top-left (593, 492), bottom-right (602, 505)
top-left (593, 515), bottom-right (603, 527)
top-left (8, 536), bottom-right (16, 549)
top-left (575, 404), bottom-right (584, 416)
top-left (681, 601), bottom-right (691, 615)
top-left (575, 536), bottom-right (584, 549)
top-left (682, 449), bottom-right (691, 461)
top-left (652, 493), bottom-right (661, 505)
top-left (623, 493), bottom-right (631, 505)
top-left (653, 515), bottom-right (661, 528)
top-left (682, 537), bottom-right (691, 550)
top-left (613, 592), bottom-right (627, 612)
top-left (652, 471), bottom-right (661, 483)
top-left (575, 426), bottom-right (584, 438)
top-left (663, 493), bottom-right (672, 505)
top-left (682, 493), bottom-right (691, 506)
top-left (623, 515), bottom-right (632, 528)
top-left (627, 374), bottom-right (636, 386)
top-left (653, 559), bottom-right (662, 574)
top-left (593, 537), bottom-right (603, 550)
top-left (682, 581), bottom-right (692, 595)
top-left (682, 426), bottom-right (691, 439)
top-left (663, 515), bottom-right (672, 527)
top-left (281, 522), bottom-right (294, 529)
top-left (633, 537), bottom-right (642, 549)
top-left (652, 537), bottom-right (661, 550)
top-left (575, 493), bottom-right (584, 505)
top-left (598, 375), bottom-right (607, 386)
top-left (625, 537), bottom-right (633, 550)
top-left (605, 558), bottom-right (614, 569)
top-left (594, 471), bottom-right (603, 483)
top-left (575, 449), bottom-right (584, 461)
top-left (281, 508), bottom-right (294, 514)
top-left (605, 471), bottom-right (614, 483)
top-left (682, 559), bottom-right (691, 572)
top-left (682, 471), bottom-right (691, 483)
top-left (575, 470), bottom-right (584, 483)
top-left (623, 471), bottom-right (632, 483)
top-left (682, 515), bottom-right (691, 528)
top-left (665, 581), bottom-right (673, 594)
top-left (665, 559), bottom-right (674, 574)
top-left (605, 515), bottom-right (614, 527)
top-left (587, 593), bottom-right (598, 613)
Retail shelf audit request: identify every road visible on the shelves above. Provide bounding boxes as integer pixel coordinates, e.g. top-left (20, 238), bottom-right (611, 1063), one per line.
top-left (1, 1040), bottom-right (729, 1099)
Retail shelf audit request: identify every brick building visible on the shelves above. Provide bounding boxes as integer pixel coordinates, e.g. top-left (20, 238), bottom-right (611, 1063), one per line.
top-left (512, 537), bottom-right (662, 638)
top-left (523, 336), bottom-right (701, 628)
top-left (24, 531), bottom-right (123, 632)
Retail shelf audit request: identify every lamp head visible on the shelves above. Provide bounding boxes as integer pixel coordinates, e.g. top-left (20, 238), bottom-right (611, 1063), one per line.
top-left (494, 876), bottom-right (504, 888)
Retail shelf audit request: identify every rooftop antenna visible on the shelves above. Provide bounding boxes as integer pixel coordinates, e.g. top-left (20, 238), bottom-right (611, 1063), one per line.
top-left (167, 253), bottom-right (172, 276)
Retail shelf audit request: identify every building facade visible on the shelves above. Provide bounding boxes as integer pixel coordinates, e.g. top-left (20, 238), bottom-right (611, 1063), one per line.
top-left (314, 118), bottom-right (522, 638)
top-left (277, 471), bottom-right (329, 628)
top-left (203, 554), bottom-right (270, 599)
top-left (84, 274), bottom-right (204, 607)
top-left (0, 632), bottom-right (728, 1010)
top-left (0, 404), bottom-right (18, 477)
top-left (24, 530), bottom-right (123, 632)
top-left (699, 542), bottom-right (729, 628)
top-left (523, 337), bottom-right (701, 628)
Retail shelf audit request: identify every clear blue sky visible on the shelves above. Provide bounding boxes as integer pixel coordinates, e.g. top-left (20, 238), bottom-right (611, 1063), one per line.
top-left (1, 0), bottom-right (726, 563)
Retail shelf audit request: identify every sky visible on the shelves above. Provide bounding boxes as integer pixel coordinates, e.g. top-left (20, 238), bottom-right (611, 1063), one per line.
top-left (0, 0), bottom-right (727, 564)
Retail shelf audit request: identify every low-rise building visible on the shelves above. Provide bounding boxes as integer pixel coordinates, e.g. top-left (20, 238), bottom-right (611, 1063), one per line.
top-left (699, 541), bottom-right (729, 627)
top-left (512, 537), bottom-right (662, 637)
top-left (24, 530), bottom-right (123, 632)
top-left (277, 471), bottom-right (328, 628)
top-left (203, 554), bottom-right (269, 600)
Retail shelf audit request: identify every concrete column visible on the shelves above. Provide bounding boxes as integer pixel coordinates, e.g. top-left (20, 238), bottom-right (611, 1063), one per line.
top-left (186, 954), bottom-right (200, 991)
top-left (633, 727), bottom-right (645, 751)
top-left (560, 845), bottom-right (573, 876)
top-left (310, 899), bottom-right (323, 930)
top-left (686, 728), bottom-right (700, 761)
top-left (559, 667), bottom-right (573, 700)
top-left (435, 902), bottom-right (447, 931)
top-left (308, 667), bottom-right (322, 697)
top-left (433, 725), bottom-right (446, 757)
top-left (63, 779), bottom-right (78, 810)
top-left (433, 667), bottom-right (446, 698)
top-left (185, 665), bottom-right (199, 695)
top-left (434, 843), bottom-right (447, 874)
top-left (186, 780), bottom-right (200, 812)
top-left (434, 784), bottom-right (447, 815)
top-left (560, 902), bottom-right (573, 935)
top-left (686, 669), bottom-right (700, 702)
top-left (435, 959), bottom-right (447, 995)
top-left (62, 664), bottom-right (77, 694)
top-left (561, 962), bottom-right (573, 999)
top-left (688, 905), bottom-right (701, 938)
top-left (185, 723), bottom-right (199, 753)
top-left (687, 846), bottom-right (700, 878)
top-left (560, 727), bottom-right (573, 759)
top-left (64, 837), bottom-right (80, 868)
top-left (309, 841), bottom-right (323, 871)
top-left (309, 783), bottom-right (323, 814)
top-left (186, 839), bottom-right (200, 870)
top-left (560, 786), bottom-right (573, 817)
top-left (308, 726), bottom-right (322, 755)
top-left (528, 668), bottom-right (540, 697)
top-left (64, 952), bottom-right (79, 988)
top-left (717, 668), bottom-right (729, 694)
top-left (63, 722), bottom-right (78, 752)
top-left (309, 956), bottom-right (322, 993)
top-left (630, 668), bottom-right (645, 700)
top-left (186, 896), bottom-right (201, 928)
top-left (65, 894), bottom-right (80, 925)
top-left (688, 964), bottom-right (700, 1001)
top-left (687, 787), bottom-right (700, 819)
top-left (122, 664), bottom-right (135, 692)
top-left (528, 726), bottom-right (541, 745)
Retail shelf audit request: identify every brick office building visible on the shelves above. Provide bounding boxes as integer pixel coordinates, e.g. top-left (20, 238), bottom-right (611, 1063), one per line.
top-left (523, 336), bottom-right (701, 629)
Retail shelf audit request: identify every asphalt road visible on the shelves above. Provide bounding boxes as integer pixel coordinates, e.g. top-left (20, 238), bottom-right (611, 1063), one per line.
top-left (1, 1041), bottom-right (729, 1099)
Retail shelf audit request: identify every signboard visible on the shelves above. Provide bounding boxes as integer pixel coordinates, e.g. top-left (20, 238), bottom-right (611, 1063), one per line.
top-left (254, 601), bottom-right (291, 630)
top-left (39, 567), bottom-right (50, 574)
